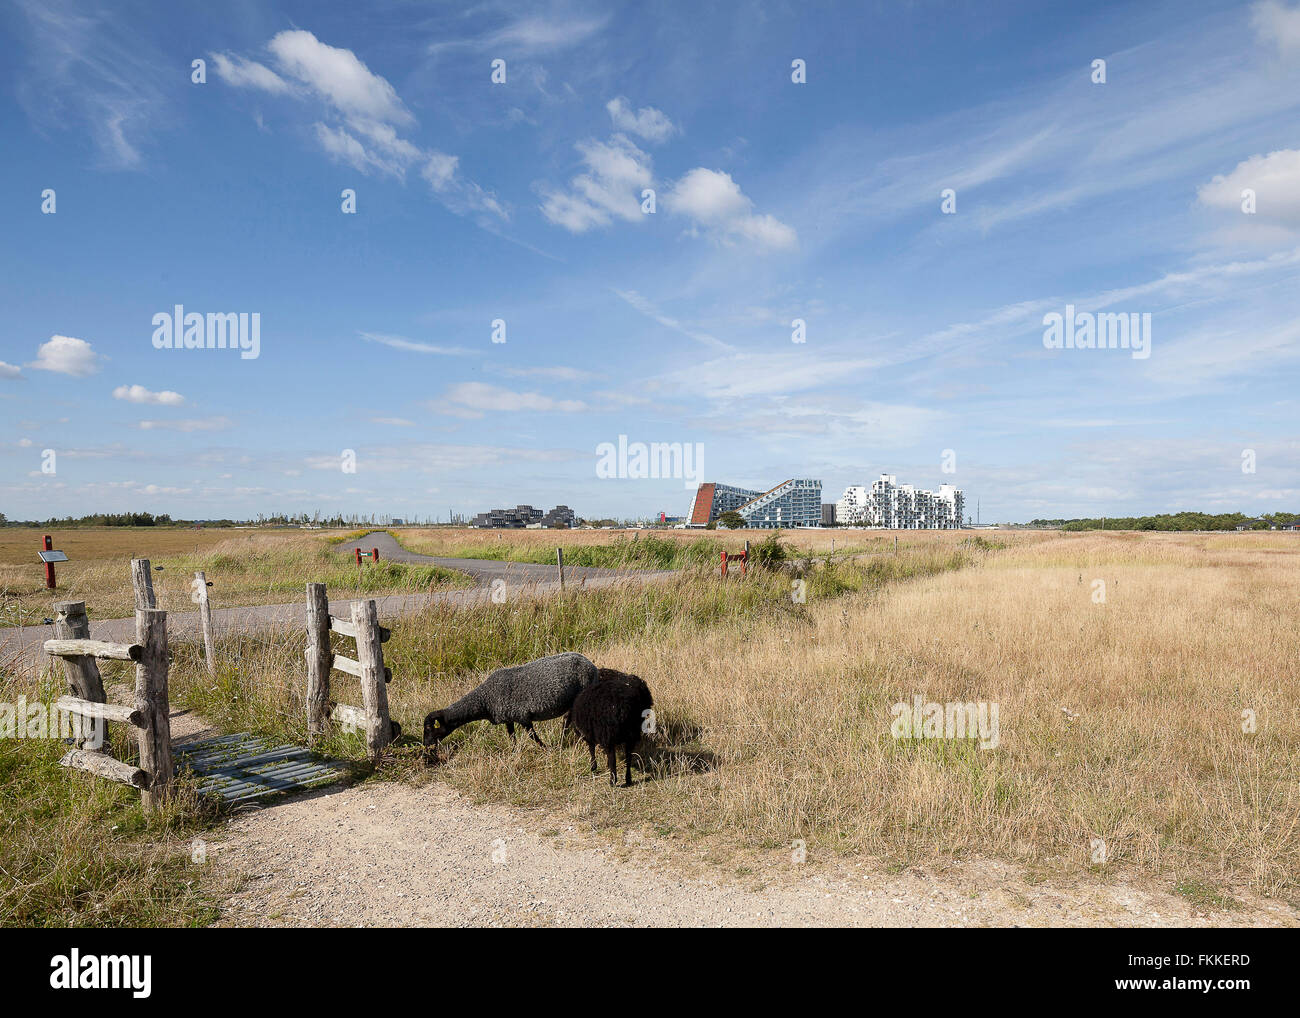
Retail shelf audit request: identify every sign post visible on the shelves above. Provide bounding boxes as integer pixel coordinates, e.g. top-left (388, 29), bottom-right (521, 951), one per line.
top-left (39, 536), bottom-right (68, 590)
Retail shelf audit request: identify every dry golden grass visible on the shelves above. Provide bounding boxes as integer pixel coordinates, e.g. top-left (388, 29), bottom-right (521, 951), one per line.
top-left (0, 528), bottom-right (467, 625)
top-left (163, 529), bottom-right (1298, 899)
top-left (395, 524), bottom-right (1023, 560)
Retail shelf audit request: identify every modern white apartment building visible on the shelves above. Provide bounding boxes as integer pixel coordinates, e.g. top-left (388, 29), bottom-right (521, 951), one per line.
top-left (836, 474), bottom-right (964, 529)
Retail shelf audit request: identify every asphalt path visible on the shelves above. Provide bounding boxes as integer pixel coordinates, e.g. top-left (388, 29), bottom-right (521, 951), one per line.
top-left (0, 532), bottom-right (671, 676)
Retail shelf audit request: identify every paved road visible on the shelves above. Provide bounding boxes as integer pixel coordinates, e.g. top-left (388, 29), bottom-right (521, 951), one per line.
top-left (336, 531), bottom-right (624, 586)
top-left (0, 533), bottom-right (671, 677)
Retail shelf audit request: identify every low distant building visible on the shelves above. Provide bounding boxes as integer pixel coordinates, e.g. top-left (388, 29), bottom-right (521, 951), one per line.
top-left (1280, 519), bottom-right (1300, 531)
top-left (471, 504), bottom-right (575, 528)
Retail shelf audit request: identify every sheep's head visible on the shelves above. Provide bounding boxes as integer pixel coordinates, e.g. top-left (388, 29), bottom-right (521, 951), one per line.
top-left (423, 710), bottom-right (449, 747)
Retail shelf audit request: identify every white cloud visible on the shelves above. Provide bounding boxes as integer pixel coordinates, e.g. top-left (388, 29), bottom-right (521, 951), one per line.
top-left (138, 417), bottom-right (232, 432)
top-left (371, 416), bottom-right (415, 426)
top-left (112, 384), bottom-right (185, 406)
top-left (0, 361), bottom-right (21, 379)
top-left (606, 97), bottom-right (677, 143)
top-left (540, 134), bottom-right (653, 231)
top-left (360, 331), bottom-right (471, 355)
top-left (438, 382), bottom-right (587, 417)
top-left (1198, 149), bottom-right (1300, 227)
top-left (214, 30), bottom-right (506, 219)
top-left (268, 30), bottom-right (412, 126)
top-left (28, 335), bottom-right (101, 376)
top-left (1252, 1), bottom-right (1300, 57)
top-left (667, 168), bottom-right (797, 251)
top-left (209, 52), bottom-right (292, 93)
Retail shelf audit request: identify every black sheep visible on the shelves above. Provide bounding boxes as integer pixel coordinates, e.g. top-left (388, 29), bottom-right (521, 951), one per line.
top-left (568, 667), bottom-right (654, 787)
top-left (423, 652), bottom-right (597, 751)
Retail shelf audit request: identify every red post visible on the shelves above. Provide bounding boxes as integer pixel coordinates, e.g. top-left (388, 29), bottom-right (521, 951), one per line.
top-left (372, 547), bottom-right (379, 563)
top-left (720, 551), bottom-right (728, 579)
top-left (739, 551), bottom-right (747, 578)
top-left (44, 534), bottom-right (56, 589)
top-left (355, 547), bottom-right (362, 566)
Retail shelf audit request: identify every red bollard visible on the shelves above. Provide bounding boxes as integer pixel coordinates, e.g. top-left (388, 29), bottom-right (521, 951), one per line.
top-left (44, 535), bottom-right (56, 589)
top-left (739, 550), bottom-right (747, 578)
top-left (720, 550), bottom-right (728, 579)
top-left (355, 547), bottom-right (362, 566)
top-left (372, 547), bottom-right (379, 563)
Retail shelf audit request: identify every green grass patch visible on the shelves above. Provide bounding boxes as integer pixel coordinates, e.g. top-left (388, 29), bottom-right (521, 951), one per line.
top-left (0, 667), bottom-right (221, 928)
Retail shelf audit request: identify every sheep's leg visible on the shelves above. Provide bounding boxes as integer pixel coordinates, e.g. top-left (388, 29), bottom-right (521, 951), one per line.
top-left (606, 745), bottom-right (618, 786)
top-left (505, 721), bottom-right (516, 741)
top-left (587, 739), bottom-right (598, 772)
top-left (522, 721), bottom-right (546, 748)
top-left (623, 740), bottom-right (635, 786)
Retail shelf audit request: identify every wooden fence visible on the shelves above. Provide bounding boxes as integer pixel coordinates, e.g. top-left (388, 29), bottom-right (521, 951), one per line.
top-left (46, 590), bottom-right (173, 810)
top-left (43, 563), bottom-right (402, 810)
top-left (305, 582), bottom-right (394, 763)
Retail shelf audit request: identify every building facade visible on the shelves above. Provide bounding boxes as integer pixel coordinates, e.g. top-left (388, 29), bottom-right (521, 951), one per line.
top-left (688, 479), bottom-right (823, 528)
top-left (688, 483), bottom-right (761, 526)
top-left (836, 474), bottom-right (964, 529)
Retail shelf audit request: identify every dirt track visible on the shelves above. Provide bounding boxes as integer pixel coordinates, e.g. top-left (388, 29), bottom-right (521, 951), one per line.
top-left (208, 773), bottom-right (1298, 928)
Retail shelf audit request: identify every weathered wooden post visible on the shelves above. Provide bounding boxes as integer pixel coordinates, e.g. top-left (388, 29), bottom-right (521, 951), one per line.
top-left (43, 535), bottom-right (56, 589)
top-left (305, 583), bottom-right (333, 743)
top-left (131, 558), bottom-right (156, 609)
top-left (194, 571), bottom-right (216, 678)
top-left (352, 599), bottom-right (391, 762)
top-left (556, 547), bottom-right (565, 590)
top-left (372, 546), bottom-right (379, 563)
top-left (134, 608), bottom-right (172, 811)
top-left (52, 600), bottom-right (107, 748)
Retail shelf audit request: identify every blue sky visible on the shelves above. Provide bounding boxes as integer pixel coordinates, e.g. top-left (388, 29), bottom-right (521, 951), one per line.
top-left (3, 0), bottom-right (1299, 523)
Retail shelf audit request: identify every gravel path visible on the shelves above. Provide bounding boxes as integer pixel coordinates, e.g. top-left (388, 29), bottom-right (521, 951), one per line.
top-left (208, 778), bottom-right (1298, 928)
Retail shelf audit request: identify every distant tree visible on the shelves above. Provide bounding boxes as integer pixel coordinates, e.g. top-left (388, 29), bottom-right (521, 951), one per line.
top-left (718, 511), bottom-right (746, 529)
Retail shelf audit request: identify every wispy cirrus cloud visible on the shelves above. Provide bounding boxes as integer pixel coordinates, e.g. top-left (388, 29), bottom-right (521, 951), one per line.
top-left (138, 416), bottom-right (232, 432)
top-left (429, 382), bottom-right (588, 419)
top-left (360, 331), bottom-right (472, 356)
top-left (427, 10), bottom-right (610, 56)
top-left (12, 0), bottom-right (171, 167)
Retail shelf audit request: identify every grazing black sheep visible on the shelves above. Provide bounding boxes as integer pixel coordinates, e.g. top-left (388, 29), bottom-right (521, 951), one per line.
top-left (423, 652), bottom-right (597, 752)
top-left (568, 668), bottom-right (654, 787)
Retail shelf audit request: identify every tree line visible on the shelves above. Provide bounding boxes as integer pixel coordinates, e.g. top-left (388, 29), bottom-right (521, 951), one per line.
top-left (1028, 511), bottom-right (1298, 531)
